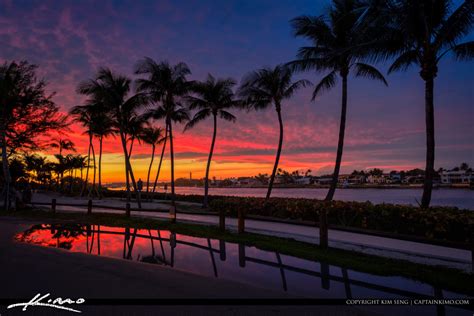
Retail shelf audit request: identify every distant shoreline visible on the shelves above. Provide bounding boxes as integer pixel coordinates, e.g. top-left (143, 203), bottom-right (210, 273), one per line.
top-left (105, 184), bottom-right (473, 190)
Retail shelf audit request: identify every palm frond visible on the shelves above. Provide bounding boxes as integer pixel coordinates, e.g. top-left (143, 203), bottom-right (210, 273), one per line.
top-left (354, 63), bottom-right (388, 86)
top-left (219, 110), bottom-right (236, 122)
top-left (283, 79), bottom-right (312, 98)
top-left (435, 1), bottom-right (474, 49)
top-left (388, 50), bottom-right (420, 73)
top-left (312, 71), bottom-right (337, 100)
top-left (184, 108), bottom-right (210, 131)
top-left (452, 41), bottom-right (474, 61)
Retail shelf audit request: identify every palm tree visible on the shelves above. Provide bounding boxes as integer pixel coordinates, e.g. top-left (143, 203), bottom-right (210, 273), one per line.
top-left (367, 0), bottom-right (473, 208)
top-left (49, 138), bottom-right (76, 189)
top-left (289, 0), bottom-right (388, 202)
top-left (239, 66), bottom-right (310, 200)
top-left (69, 104), bottom-right (100, 198)
top-left (135, 58), bottom-right (192, 212)
top-left (77, 68), bottom-right (146, 206)
top-left (151, 126), bottom-right (168, 194)
top-left (50, 138), bottom-right (76, 156)
top-left (91, 110), bottom-right (115, 196)
top-left (185, 74), bottom-right (241, 207)
top-left (140, 125), bottom-right (166, 194)
top-left (23, 153), bottom-right (49, 185)
top-left (126, 114), bottom-right (148, 159)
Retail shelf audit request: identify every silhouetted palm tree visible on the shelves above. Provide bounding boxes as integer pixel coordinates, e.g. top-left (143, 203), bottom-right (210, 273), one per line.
top-left (49, 138), bottom-right (76, 190)
top-left (151, 126), bottom-right (168, 194)
top-left (91, 108), bottom-right (115, 196)
top-left (70, 104), bottom-right (100, 197)
top-left (239, 66), bottom-right (310, 200)
top-left (78, 68), bottom-right (146, 206)
top-left (50, 138), bottom-right (75, 156)
top-left (135, 58), bottom-right (192, 211)
top-left (289, 0), bottom-right (388, 202)
top-left (366, 0), bottom-right (473, 208)
top-left (140, 125), bottom-right (166, 194)
top-left (185, 74), bottom-right (241, 207)
top-left (126, 114), bottom-right (148, 159)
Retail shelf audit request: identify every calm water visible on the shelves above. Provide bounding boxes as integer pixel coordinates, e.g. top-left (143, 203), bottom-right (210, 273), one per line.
top-left (171, 187), bottom-right (474, 209)
top-left (16, 224), bottom-right (472, 316)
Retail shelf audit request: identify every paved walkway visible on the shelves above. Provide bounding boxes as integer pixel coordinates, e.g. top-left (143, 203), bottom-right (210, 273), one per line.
top-left (31, 193), bottom-right (473, 272)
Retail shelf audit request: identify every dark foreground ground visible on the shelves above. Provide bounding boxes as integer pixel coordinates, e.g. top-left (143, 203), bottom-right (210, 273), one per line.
top-left (0, 217), bottom-right (368, 316)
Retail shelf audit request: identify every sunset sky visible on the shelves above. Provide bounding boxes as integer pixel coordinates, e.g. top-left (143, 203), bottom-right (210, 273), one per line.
top-left (1, 0), bottom-right (472, 182)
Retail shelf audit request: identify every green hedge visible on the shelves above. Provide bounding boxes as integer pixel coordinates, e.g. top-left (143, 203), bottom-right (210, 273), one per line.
top-left (209, 197), bottom-right (474, 243)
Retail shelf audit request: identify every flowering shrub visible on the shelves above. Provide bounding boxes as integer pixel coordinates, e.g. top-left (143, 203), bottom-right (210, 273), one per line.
top-left (209, 197), bottom-right (474, 243)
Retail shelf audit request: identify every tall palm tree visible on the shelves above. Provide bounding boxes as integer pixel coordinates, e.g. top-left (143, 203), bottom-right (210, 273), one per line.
top-left (238, 66), bottom-right (310, 200)
top-left (151, 126), bottom-right (168, 194)
top-left (78, 68), bottom-right (146, 206)
top-left (69, 104), bottom-right (100, 198)
top-left (366, 0), bottom-right (473, 208)
top-left (135, 58), bottom-right (192, 211)
top-left (140, 125), bottom-right (166, 194)
top-left (289, 0), bottom-right (388, 202)
top-left (185, 74), bottom-right (241, 207)
top-left (91, 109), bottom-right (115, 197)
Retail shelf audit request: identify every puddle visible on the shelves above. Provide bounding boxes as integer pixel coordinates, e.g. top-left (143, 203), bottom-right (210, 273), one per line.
top-left (15, 224), bottom-right (472, 316)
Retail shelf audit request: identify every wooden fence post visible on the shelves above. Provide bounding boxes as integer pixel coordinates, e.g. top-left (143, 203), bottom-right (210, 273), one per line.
top-left (126, 203), bottom-right (131, 217)
top-left (51, 199), bottom-right (56, 214)
top-left (238, 209), bottom-right (245, 234)
top-left (319, 209), bottom-right (328, 249)
top-left (169, 205), bottom-right (176, 223)
top-left (219, 209), bottom-right (225, 232)
top-left (238, 243), bottom-right (246, 267)
top-left (87, 199), bottom-right (92, 215)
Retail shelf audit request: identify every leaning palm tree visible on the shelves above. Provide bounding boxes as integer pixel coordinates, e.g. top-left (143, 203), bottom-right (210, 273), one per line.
top-left (140, 125), bottom-right (166, 194)
top-left (366, 0), bottom-right (473, 208)
top-left (151, 126), bottom-right (168, 194)
top-left (239, 66), bottom-right (310, 200)
top-left (185, 74), bottom-right (241, 207)
top-left (135, 58), bottom-right (192, 211)
top-left (78, 68), bottom-right (146, 206)
top-left (289, 0), bottom-right (388, 202)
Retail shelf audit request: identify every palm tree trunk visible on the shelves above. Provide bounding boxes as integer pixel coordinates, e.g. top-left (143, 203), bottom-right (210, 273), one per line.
top-left (81, 136), bottom-right (92, 197)
top-left (146, 144), bottom-right (156, 193)
top-left (421, 77), bottom-right (435, 208)
top-left (120, 130), bottom-right (141, 208)
top-left (325, 74), bottom-right (348, 201)
top-left (127, 136), bottom-right (141, 208)
top-left (152, 127), bottom-right (168, 193)
top-left (203, 114), bottom-right (218, 208)
top-left (128, 137), bottom-right (135, 159)
top-left (119, 131), bottom-right (131, 202)
top-left (168, 119), bottom-right (176, 209)
top-left (266, 105), bottom-right (284, 200)
top-left (1, 127), bottom-right (12, 211)
top-left (98, 135), bottom-right (103, 198)
top-left (88, 140), bottom-right (98, 198)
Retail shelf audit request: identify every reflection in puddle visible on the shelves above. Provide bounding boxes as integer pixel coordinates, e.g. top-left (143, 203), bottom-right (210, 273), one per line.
top-left (15, 224), bottom-right (471, 316)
